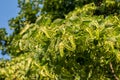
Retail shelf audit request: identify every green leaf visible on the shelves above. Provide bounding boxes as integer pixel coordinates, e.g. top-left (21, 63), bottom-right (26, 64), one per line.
top-left (59, 42), bottom-right (64, 57)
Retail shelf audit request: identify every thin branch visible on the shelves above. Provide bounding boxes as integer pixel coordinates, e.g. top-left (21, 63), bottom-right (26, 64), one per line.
top-left (109, 62), bottom-right (119, 80)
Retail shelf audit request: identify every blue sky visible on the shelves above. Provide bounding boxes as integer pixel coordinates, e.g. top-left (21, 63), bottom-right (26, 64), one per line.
top-left (0, 0), bottom-right (19, 34)
top-left (0, 0), bottom-right (19, 59)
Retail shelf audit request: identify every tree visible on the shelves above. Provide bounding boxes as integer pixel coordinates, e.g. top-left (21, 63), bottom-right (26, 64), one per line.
top-left (0, 0), bottom-right (120, 79)
top-left (0, 28), bottom-right (7, 55)
top-left (9, 0), bottom-right (41, 35)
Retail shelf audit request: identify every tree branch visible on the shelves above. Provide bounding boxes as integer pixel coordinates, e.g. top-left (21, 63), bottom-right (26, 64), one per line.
top-left (109, 62), bottom-right (119, 80)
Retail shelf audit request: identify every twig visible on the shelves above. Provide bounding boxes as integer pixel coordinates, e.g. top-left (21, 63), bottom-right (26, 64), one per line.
top-left (109, 62), bottom-right (119, 80)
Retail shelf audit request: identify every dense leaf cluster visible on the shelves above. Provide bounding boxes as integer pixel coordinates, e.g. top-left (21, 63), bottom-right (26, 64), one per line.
top-left (1, 1), bottom-right (120, 79)
top-left (8, 0), bottom-right (120, 35)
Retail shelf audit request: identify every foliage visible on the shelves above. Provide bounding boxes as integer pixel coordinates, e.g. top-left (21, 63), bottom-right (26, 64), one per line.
top-left (0, 28), bottom-right (6, 45)
top-left (1, 1), bottom-right (120, 79)
top-left (42, 0), bottom-right (120, 20)
top-left (9, 0), bottom-right (41, 34)
top-left (0, 28), bottom-right (7, 54)
top-left (9, 0), bottom-right (120, 35)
